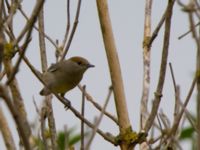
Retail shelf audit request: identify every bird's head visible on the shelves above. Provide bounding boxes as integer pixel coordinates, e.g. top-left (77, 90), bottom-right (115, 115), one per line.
top-left (69, 56), bottom-right (95, 73)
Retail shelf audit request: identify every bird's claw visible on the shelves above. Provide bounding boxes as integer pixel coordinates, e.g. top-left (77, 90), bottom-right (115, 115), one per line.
top-left (64, 98), bottom-right (71, 110)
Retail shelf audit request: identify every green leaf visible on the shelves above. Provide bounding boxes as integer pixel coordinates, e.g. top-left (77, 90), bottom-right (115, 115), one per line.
top-left (179, 126), bottom-right (195, 140)
top-left (57, 132), bottom-right (66, 150)
top-left (68, 134), bottom-right (82, 146)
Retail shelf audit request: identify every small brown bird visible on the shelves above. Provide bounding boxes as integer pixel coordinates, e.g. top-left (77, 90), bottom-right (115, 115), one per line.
top-left (40, 56), bottom-right (94, 96)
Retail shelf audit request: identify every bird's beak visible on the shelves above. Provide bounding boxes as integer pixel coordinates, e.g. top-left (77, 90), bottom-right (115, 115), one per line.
top-left (87, 64), bottom-right (95, 68)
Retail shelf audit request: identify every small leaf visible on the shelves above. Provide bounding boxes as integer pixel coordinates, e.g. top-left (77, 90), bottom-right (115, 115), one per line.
top-left (179, 126), bottom-right (195, 140)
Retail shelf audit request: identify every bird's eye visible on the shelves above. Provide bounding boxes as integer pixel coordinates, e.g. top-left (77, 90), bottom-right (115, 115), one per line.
top-left (77, 61), bottom-right (82, 65)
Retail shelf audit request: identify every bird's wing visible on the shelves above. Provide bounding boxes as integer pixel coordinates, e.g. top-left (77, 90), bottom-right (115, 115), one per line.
top-left (47, 62), bottom-right (60, 72)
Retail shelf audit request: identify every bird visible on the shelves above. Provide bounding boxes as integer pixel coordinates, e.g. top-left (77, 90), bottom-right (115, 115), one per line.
top-left (40, 56), bottom-right (94, 96)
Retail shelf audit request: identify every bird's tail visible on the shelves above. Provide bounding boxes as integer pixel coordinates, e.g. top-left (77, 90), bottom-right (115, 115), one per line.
top-left (39, 88), bottom-right (51, 96)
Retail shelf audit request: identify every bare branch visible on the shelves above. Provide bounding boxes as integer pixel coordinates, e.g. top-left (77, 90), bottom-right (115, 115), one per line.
top-left (40, 107), bottom-right (48, 150)
top-left (81, 85), bottom-right (86, 150)
top-left (96, 0), bottom-right (131, 149)
top-left (78, 84), bottom-right (118, 125)
top-left (140, 0), bottom-right (153, 130)
top-left (144, 0), bottom-right (175, 132)
top-left (61, 0), bottom-right (71, 50)
top-left (0, 85), bottom-right (31, 149)
top-left (15, 0), bottom-right (45, 45)
top-left (0, 106), bottom-right (16, 150)
top-left (167, 76), bottom-right (196, 140)
top-left (85, 86), bottom-right (112, 150)
top-left (46, 96), bottom-right (57, 150)
top-left (19, 7), bottom-right (58, 48)
top-left (61, 0), bottom-right (82, 60)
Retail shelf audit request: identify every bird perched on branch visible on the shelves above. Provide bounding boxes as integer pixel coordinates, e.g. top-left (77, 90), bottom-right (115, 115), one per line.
top-left (40, 56), bottom-right (94, 96)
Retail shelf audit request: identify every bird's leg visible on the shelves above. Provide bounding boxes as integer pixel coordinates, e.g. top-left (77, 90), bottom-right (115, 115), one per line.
top-left (60, 93), bottom-right (71, 109)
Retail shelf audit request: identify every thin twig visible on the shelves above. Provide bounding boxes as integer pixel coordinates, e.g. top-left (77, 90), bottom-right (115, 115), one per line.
top-left (15, 0), bottom-right (45, 44)
top-left (148, 3), bottom-right (168, 47)
top-left (61, 0), bottom-right (82, 60)
top-left (166, 76), bottom-right (196, 140)
top-left (178, 22), bottom-right (200, 40)
top-left (81, 85), bottom-right (86, 150)
top-left (6, 0), bottom-right (45, 85)
top-left (78, 84), bottom-right (118, 125)
top-left (144, 0), bottom-right (175, 132)
top-left (3, 0), bottom-right (20, 28)
top-left (169, 63), bottom-right (180, 121)
top-left (18, 7), bottom-right (57, 48)
top-left (177, 99), bottom-right (198, 132)
top-left (62, 0), bottom-right (71, 50)
top-left (85, 86), bottom-right (112, 150)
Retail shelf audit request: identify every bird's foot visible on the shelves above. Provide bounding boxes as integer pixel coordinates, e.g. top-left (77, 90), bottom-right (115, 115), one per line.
top-left (63, 98), bottom-right (71, 110)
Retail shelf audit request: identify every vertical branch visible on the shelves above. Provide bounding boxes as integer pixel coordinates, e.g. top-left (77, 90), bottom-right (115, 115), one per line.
top-left (197, 29), bottom-right (200, 150)
top-left (40, 107), bottom-right (48, 150)
top-left (61, 0), bottom-right (71, 50)
top-left (187, 4), bottom-right (200, 150)
top-left (144, 0), bottom-right (175, 132)
top-left (38, 6), bottom-right (47, 72)
top-left (80, 85), bottom-right (86, 150)
top-left (140, 0), bottom-right (153, 130)
top-left (38, 6), bottom-right (57, 150)
top-left (182, 3), bottom-right (200, 149)
top-left (0, 106), bottom-right (16, 150)
top-left (96, 0), bottom-right (131, 149)
top-left (46, 97), bottom-right (57, 150)
top-left (61, 0), bottom-right (82, 60)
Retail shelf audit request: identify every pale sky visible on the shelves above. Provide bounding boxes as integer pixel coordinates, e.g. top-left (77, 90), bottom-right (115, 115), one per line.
top-left (0, 0), bottom-right (196, 149)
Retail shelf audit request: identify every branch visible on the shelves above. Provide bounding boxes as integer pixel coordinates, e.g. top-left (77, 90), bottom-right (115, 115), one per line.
top-left (61, 0), bottom-right (71, 50)
top-left (19, 7), bottom-right (57, 48)
top-left (80, 85), bottom-right (86, 150)
top-left (167, 76), bottom-right (196, 139)
top-left (85, 86), bottom-right (112, 150)
top-left (15, 0), bottom-right (45, 44)
top-left (144, 0), bottom-right (175, 132)
top-left (40, 107), bottom-right (48, 150)
top-left (61, 0), bottom-right (82, 60)
top-left (38, 6), bottom-right (57, 150)
top-left (0, 85), bottom-right (31, 149)
top-left (0, 106), bottom-right (16, 150)
top-left (96, 0), bottom-right (131, 149)
top-left (78, 84), bottom-right (118, 125)
top-left (140, 0), bottom-right (153, 130)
